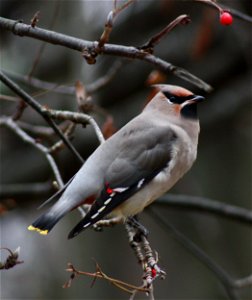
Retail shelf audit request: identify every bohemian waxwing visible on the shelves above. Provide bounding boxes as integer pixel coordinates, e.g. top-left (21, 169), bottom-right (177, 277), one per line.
top-left (28, 84), bottom-right (204, 239)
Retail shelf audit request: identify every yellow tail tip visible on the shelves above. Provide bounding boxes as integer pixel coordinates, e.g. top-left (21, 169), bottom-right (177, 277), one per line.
top-left (28, 225), bottom-right (36, 231)
top-left (27, 225), bottom-right (48, 235)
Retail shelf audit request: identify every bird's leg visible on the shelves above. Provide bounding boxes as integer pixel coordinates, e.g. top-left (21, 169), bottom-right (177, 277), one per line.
top-left (125, 221), bottom-right (145, 267)
top-left (126, 216), bottom-right (166, 288)
top-left (127, 216), bottom-right (149, 242)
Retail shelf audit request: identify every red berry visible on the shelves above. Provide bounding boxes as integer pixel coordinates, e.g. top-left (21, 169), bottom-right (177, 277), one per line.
top-left (220, 12), bottom-right (233, 26)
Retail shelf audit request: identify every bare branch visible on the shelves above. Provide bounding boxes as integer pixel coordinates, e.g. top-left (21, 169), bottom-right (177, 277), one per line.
top-left (2, 60), bottom-right (124, 96)
top-left (0, 94), bottom-right (18, 102)
top-left (49, 122), bottom-right (76, 154)
top-left (0, 70), bottom-right (84, 163)
top-left (17, 120), bottom-right (67, 138)
top-left (28, 2), bottom-right (61, 78)
top-left (63, 262), bottom-right (148, 294)
top-left (0, 182), bottom-right (53, 199)
top-left (12, 99), bottom-right (27, 121)
top-left (44, 108), bottom-right (105, 144)
top-left (0, 117), bottom-right (64, 188)
top-left (87, 60), bottom-right (124, 93)
top-left (156, 194), bottom-right (252, 225)
top-left (1, 69), bottom-right (74, 95)
top-left (0, 17), bottom-right (212, 92)
top-left (141, 15), bottom-right (191, 52)
top-left (98, 0), bottom-right (134, 49)
top-left (233, 275), bottom-right (252, 289)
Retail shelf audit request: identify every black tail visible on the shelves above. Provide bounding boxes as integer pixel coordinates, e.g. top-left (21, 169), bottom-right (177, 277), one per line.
top-left (68, 216), bottom-right (95, 239)
top-left (28, 211), bottom-right (63, 235)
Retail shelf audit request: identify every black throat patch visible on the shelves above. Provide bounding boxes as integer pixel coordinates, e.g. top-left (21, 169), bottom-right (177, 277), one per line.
top-left (181, 103), bottom-right (198, 120)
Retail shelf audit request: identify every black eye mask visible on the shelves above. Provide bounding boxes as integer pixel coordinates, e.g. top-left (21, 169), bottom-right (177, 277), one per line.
top-left (163, 91), bottom-right (195, 104)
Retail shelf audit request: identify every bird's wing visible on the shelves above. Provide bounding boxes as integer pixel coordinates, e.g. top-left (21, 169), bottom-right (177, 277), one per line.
top-left (68, 125), bottom-right (177, 238)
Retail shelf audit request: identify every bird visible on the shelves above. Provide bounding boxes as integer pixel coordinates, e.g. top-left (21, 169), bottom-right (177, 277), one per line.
top-left (28, 84), bottom-right (204, 239)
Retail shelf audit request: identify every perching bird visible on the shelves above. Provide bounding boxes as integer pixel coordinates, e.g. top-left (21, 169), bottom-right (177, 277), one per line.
top-left (28, 84), bottom-right (204, 239)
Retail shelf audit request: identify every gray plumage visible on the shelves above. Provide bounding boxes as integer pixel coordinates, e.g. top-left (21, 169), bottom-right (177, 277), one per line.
top-left (28, 84), bottom-right (204, 238)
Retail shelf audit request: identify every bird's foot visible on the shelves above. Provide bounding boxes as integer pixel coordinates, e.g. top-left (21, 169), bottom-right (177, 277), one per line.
top-left (141, 237), bottom-right (166, 287)
top-left (125, 216), bottom-right (166, 288)
top-left (143, 262), bottom-right (166, 288)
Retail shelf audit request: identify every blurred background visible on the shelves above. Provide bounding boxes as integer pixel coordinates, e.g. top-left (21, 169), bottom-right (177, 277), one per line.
top-left (0, 0), bottom-right (251, 299)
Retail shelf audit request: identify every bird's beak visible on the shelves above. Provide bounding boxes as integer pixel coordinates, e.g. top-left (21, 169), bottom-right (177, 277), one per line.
top-left (190, 95), bottom-right (205, 103)
top-left (182, 95), bottom-right (205, 107)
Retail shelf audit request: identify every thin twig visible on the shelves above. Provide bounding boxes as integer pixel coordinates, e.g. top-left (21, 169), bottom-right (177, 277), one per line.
top-left (0, 70), bottom-right (84, 163)
top-left (49, 122), bottom-right (76, 154)
top-left (141, 14), bottom-right (191, 52)
top-left (2, 60), bottom-right (124, 96)
top-left (87, 60), bottom-right (124, 93)
top-left (17, 120), bottom-right (67, 137)
top-left (0, 117), bottom-right (64, 188)
top-left (233, 275), bottom-right (252, 288)
top-left (0, 182), bottom-right (53, 199)
top-left (12, 99), bottom-right (27, 121)
top-left (64, 262), bottom-right (148, 294)
top-left (156, 194), bottom-right (252, 225)
top-left (28, 2), bottom-right (61, 78)
top-left (44, 108), bottom-right (105, 144)
top-left (98, 0), bottom-right (134, 49)
top-left (0, 17), bottom-right (212, 92)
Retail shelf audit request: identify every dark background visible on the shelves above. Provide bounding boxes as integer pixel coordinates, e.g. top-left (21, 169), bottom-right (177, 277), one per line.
top-left (0, 0), bottom-right (251, 299)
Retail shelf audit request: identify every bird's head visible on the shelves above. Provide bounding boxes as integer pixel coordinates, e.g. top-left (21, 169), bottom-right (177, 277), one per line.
top-left (151, 84), bottom-right (205, 120)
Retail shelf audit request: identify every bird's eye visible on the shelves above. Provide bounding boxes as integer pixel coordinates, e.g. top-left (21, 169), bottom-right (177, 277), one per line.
top-left (169, 96), bottom-right (176, 102)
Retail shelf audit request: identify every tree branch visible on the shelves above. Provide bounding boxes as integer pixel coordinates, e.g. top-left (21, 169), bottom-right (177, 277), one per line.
top-left (0, 70), bottom-right (84, 164)
top-left (1, 60), bottom-right (124, 96)
top-left (43, 108), bottom-right (105, 144)
top-left (0, 117), bottom-right (64, 188)
top-left (0, 182), bottom-right (53, 199)
top-left (156, 194), bottom-right (252, 225)
top-left (141, 14), bottom-right (191, 51)
top-left (0, 17), bottom-right (212, 92)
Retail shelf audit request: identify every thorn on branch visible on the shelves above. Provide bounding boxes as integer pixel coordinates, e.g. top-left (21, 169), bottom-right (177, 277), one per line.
top-left (75, 80), bottom-right (93, 113)
top-left (82, 47), bottom-right (98, 64)
top-left (30, 11), bottom-right (40, 28)
top-left (0, 247), bottom-right (24, 270)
